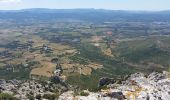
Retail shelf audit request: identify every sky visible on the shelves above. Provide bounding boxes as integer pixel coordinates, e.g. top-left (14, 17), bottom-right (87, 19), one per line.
top-left (0, 0), bottom-right (170, 11)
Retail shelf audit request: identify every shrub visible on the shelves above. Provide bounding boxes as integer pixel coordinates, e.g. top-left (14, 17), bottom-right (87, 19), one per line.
top-left (43, 94), bottom-right (57, 100)
top-left (80, 91), bottom-right (89, 96)
top-left (0, 93), bottom-right (18, 100)
top-left (35, 94), bottom-right (41, 100)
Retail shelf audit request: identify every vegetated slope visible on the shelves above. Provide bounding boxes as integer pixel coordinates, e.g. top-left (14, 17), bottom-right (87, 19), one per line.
top-left (67, 43), bottom-right (136, 90)
top-left (113, 36), bottom-right (170, 73)
top-left (67, 36), bottom-right (170, 90)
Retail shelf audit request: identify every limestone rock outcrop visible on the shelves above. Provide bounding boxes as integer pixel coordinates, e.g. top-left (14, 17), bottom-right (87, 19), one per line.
top-left (59, 71), bottom-right (170, 100)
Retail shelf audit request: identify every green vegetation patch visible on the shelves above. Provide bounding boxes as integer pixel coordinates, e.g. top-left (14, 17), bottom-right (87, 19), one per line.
top-left (0, 93), bottom-right (18, 100)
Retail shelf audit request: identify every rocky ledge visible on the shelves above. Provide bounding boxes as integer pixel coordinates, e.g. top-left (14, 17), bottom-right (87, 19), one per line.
top-left (0, 77), bottom-right (68, 100)
top-left (0, 71), bottom-right (170, 100)
top-left (59, 71), bottom-right (170, 100)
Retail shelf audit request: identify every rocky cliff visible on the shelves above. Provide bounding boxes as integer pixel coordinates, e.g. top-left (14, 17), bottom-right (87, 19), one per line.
top-left (0, 71), bottom-right (170, 100)
top-left (59, 71), bottom-right (170, 100)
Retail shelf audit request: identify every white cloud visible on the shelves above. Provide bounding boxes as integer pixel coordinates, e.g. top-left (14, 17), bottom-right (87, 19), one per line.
top-left (0, 0), bottom-right (21, 3)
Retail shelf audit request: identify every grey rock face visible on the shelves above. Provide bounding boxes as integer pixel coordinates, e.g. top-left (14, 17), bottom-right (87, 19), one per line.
top-left (58, 71), bottom-right (170, 100)
top-left (1, 71), bottom-right (170, 100)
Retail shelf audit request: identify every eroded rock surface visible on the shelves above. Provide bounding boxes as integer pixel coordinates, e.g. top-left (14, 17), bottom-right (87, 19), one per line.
top-left (59, 71), bottom-right (170, 100)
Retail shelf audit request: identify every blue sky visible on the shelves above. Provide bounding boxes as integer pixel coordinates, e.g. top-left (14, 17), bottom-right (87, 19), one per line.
top-left (0, 0), bottom-right (170, 11)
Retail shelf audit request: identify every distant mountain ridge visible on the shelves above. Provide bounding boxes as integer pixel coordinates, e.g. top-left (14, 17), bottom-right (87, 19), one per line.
top-left (0, 8), bottom-right (170, 13)
top-left (0, 8), bottom-right (170, 22)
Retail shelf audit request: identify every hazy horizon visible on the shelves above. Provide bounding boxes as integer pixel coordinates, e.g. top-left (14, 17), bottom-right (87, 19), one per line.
top-left (1, 8), bottom-right (170, 12)
top-left (0, 0), bottom-right (170, 11)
